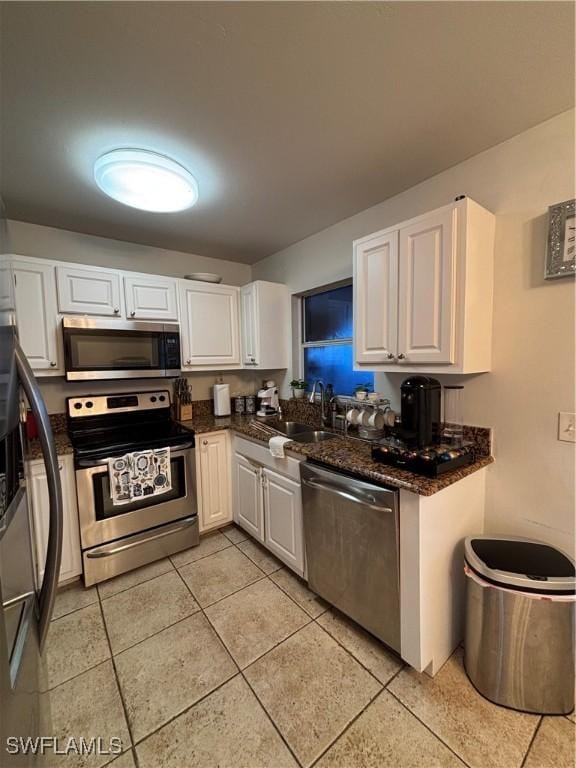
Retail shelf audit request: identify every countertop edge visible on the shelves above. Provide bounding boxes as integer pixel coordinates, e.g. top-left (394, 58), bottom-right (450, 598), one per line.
top-left (182, 417), bottom-right (494, 497)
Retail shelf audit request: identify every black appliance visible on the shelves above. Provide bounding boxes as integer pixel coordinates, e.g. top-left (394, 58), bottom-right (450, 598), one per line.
top-left (63, 317), bottom-right (181, 381)
top-left (398, 376), bottom-right (441, 448)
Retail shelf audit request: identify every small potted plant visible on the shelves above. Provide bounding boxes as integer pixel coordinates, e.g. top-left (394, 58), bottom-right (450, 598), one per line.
top-left (290, 379), bottom-right (308, 399)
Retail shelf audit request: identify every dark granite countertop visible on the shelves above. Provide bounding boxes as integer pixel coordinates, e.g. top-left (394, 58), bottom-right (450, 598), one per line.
top-left (27, 426), bottom-right (73, 460)
top-left (180, 413), bottom-right (493, 497)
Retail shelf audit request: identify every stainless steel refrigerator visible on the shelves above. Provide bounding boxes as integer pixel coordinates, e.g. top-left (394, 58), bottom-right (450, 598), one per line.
top-left (0, 256), bottom-right (64, 763)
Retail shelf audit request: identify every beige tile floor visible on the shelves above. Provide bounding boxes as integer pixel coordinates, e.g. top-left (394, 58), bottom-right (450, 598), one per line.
top-left (45, 526), bottom-right (575, 768)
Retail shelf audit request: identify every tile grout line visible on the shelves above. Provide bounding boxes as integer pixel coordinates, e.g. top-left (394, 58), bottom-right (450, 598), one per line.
top-left (96, 594), bottom-right (140, 767)
top-left (227, 527), bottom-right (474, 768)
top-left (311, 611), bottom-right (404, 690)
top-left (386, 688), bottom-right (475, 768)
top-left (519, 715), bottom-right (543, 768)
top-left (98, 563), bottom-right (176, 602)
top-left (307, 685), bottom-right (386, 768)
top-left (45, 656), bottom-right (111, 695)
top-left (172, 559), bottom-right (305, 768)
top-left (131, 673), bottom-right (245, 749)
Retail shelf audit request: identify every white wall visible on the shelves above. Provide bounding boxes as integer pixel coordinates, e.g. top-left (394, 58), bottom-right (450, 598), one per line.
top-left (6, 219), bottom-right (251, 286)
top-left (38, 370), bottom-right (269, 414)
top-left (254, 109), bottom-right (576, 555)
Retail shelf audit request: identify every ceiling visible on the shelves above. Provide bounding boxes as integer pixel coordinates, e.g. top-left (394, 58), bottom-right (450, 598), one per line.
top-left (1, 2), bottom-right (574, 264)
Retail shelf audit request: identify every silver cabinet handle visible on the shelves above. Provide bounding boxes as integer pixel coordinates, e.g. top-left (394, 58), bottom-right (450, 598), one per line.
top-left (130, 311), bottom-right (136, 317)
top-left (202, 439), bottom-right (208, 446)
top-left (186, 359), bottom-right (192, 365)
top-left (15, 341), bottom-right (63, 651)
top-left (386, 353), bottom-right (395, 360)
top-left (397, 353), bottom-right (406, 360)
top-left (50, 361), bottom-right (57, 367)
top-left (113, 308), bottom-right (119, 314)
top-left (302, 478), bottom-right (393, 513)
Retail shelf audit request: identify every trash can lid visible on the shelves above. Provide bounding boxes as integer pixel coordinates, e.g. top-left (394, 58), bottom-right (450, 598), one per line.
top-left (464, 536), bottom-right (575, 594)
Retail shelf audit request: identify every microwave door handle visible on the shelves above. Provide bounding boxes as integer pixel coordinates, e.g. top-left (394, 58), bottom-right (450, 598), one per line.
top-left (15, 341), bottom-right (63, 651)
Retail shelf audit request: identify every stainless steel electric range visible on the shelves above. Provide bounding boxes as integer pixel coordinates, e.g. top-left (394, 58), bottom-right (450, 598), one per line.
top-left (67, 390), bottom-right (198, 586)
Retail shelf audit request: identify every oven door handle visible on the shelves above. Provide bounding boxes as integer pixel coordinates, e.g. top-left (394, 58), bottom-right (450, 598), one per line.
top-left (75, 442), bottom-right (195, 469)
top-left (15, 341), bottom-right (63, 651)
top-left (85, 517), bottom-right (197, 558)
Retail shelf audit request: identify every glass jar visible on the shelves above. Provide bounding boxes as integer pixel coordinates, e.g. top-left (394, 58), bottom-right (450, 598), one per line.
top-left (443, 385), bottom-right (464, 446)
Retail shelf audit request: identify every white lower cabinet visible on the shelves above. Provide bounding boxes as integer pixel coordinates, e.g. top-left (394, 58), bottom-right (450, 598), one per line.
top-left (28, 454), bottom-right (82, 586)
top-left (197, 431), bottom-right (233, 532)
top-left (232, 439), bottom-right (305, 577)
top-left (233, 454), bottom-right (264, 542)
top-left (262, 468), bottom-right (304, 575)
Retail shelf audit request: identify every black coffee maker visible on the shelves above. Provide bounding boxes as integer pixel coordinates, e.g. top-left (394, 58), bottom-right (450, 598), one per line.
top-left (398, 376), bottom-right (441, 447)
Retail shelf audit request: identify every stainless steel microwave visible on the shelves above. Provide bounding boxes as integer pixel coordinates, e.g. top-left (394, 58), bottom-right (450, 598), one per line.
top-left (62, 317), bottom-right (181, 381)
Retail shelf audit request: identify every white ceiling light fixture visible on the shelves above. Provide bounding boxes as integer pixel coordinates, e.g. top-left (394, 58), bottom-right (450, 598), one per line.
top-left (94, 149), bottom-right (199, 212)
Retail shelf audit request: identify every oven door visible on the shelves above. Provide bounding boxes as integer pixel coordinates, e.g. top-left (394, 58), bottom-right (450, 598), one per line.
top-left (63, 317), bottom-right (179, 381)
top-left (76, 446), bottom-right (196, 549)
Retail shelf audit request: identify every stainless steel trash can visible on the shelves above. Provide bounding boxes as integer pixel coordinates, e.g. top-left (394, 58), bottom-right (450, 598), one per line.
top-left (464, 535), bottom-right (575, 715)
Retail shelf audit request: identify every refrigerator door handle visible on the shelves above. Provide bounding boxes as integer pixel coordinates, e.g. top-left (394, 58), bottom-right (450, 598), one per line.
top-left (15, 341), bottom-right (63, 650)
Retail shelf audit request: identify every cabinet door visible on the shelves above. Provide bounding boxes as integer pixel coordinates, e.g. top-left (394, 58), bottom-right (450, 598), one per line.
top-left (180, 283), bottom-right (241, 368)
top-left (240, 284), bottom-right (258, 366)
top-left (124, 274), bottom-right (178, 320)
top-left (12, 259), bottom-right (60, 372)
top-left (354, 231), bottom-right (399, 364)
top-left (397, 208), bottom-right (456, 365)
top-left (198, 432), bottom-right (232, 532)
top-left (233, 453), bottom-right (264, 542)
top-left (29, 455), bottom-right (82, 585)
top-left (56, 265), bottom-right (122, 316)
top-left (263, 468), bottom-right (304, 576)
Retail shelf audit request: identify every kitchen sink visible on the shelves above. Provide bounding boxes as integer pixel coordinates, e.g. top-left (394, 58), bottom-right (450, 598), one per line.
top-left (290, 430), bottom-right (337, 444)
top-left (274, 421), bottom-right (316, 436)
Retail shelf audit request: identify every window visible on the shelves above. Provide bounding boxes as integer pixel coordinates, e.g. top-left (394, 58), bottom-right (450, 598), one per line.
top-left (302, 284), bottom-right (374, 395)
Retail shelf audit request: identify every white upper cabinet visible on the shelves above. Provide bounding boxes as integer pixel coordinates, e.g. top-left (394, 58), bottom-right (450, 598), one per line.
top-left (180, 281), bottom-right (241, 368)
top-left (354, 231), bottom-right (399, 364)
top-left (397, 207), bottom-right (456, 365)
top-left (240, 281), bottom-right (289, 369)
top-left (56, 265), bottom-right (122, 316)
top-left (241, 284), bottom-right (257, 365)
top-left (123, 273), bottom-right (178, 321)
top-left (12, 258), bottom-right (61, 372)
top-left (354, 198), bottom-right (495, 374)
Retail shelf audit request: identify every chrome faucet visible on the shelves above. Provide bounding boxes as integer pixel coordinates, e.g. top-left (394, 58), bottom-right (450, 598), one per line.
top-left (309, 380), bottom-right (328, 426)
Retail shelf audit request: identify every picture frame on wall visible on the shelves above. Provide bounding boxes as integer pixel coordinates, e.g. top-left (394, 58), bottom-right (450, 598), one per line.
top-left (545, 198), bottom-right (575, 280)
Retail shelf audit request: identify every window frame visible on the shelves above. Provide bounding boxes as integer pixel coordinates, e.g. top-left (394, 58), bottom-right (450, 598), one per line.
top-left (297, 280), bottom-right (373, 396)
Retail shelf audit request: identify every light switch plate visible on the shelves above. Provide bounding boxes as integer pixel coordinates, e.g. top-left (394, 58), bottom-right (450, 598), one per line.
top-left (558, 412), bottom-right (576, 443)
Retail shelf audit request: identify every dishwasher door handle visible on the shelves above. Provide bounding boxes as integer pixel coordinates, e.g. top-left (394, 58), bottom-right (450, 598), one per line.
top-left (301, 478), bottom-right (394, 513)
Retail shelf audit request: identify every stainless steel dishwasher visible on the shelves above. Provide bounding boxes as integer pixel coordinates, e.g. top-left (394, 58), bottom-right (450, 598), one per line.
top-left (300, 462), bottom-right (400, 652)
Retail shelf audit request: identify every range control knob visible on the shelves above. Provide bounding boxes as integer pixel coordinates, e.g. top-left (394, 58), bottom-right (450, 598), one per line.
top-left (85, 401), bottom-right (94, 409)
top-left (73, 402), bottom-right (82, 410)
top-left (159, 395), bottom-right (166, 402)
top-left (150, 396), bottom-right (157, 402)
